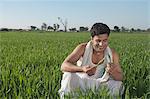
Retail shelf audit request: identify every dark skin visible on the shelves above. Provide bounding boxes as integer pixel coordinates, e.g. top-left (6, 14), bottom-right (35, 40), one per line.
top-left (61, 34), bottom-right (123, 81)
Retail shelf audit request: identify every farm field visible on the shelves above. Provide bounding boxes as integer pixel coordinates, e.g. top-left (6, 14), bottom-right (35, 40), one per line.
top-left (0, 31), bottom-right (150, 98)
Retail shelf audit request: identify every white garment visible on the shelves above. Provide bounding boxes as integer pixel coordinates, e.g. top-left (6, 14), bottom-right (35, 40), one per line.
top-left (58, 41), bottom-right (124, 99)
top-left (77, 41), bottom-right (113, 80)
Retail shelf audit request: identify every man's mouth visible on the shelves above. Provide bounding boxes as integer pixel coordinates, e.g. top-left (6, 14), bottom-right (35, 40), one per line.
top-left (96, 46), bottom-right (103, 49)
top-left (99, 47), bottom-right (104, 49)
top-left (95, 46), bottom-right (104, 51)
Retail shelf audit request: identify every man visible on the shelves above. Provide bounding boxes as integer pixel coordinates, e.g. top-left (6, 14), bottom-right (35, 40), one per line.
top-left (59, 23), bottom-right (124, 98)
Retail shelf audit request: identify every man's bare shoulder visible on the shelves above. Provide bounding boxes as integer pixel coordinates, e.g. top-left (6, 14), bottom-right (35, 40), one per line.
top-left (77, 43), bottom-right (87, 49)
top-left (110, 48), bottom-right (120, 64)
top-left (74, 43), bottom-right (87, 56)
top-left (110, 48), bottom-right (119, 58)
top-left (74, 42), bottom-right (87, 51)
top-left (110, 48), bottom-right (116, 53)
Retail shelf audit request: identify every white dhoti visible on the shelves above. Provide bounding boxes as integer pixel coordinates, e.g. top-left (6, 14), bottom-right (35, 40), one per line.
top-left (58, 72), bottom-right (124, 99)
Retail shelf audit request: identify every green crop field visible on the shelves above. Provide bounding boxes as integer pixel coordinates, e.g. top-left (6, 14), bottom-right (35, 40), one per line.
top-left (0, 31), bottom-right (150, 98)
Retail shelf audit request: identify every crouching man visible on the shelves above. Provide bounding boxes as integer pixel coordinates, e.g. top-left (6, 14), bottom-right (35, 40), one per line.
top-left (58, 23), bottom-right (124, 99)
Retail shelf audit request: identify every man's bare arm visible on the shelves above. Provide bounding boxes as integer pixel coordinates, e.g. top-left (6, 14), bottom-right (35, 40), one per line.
top-left (107, 49), bottom-right (123, 81)
top-left (61, 43), bottom-right (87, 72)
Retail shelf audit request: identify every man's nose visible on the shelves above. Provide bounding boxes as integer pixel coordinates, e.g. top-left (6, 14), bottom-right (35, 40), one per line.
top-left (99, 42), bottom-right (102, 46)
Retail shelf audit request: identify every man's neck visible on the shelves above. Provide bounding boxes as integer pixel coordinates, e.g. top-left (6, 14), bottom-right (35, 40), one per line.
top-left (93, 49), bottom-right (104, 55)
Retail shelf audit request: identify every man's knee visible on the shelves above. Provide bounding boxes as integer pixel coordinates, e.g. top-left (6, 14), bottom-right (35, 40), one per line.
top-left (107, 80), bottom-right (123, 88)
top-left (113, 81), bottom-right (124, 97)
top-left (59, 72), bottom-right (77, 93)
top-left (62, 72), bottom-right (76, 80)
top-left (116, 81), bottom-right (123, 89)
top-left (107, 80), bottom-right (124, 95)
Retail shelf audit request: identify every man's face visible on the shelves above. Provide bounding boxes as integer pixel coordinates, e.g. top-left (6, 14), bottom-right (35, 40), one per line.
top-left (91, 34), bottom-right (109, 52)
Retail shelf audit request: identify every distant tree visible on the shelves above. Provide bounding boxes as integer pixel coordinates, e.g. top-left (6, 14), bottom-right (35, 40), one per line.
top-left (137, 28), bottom-right (141, 32)
top-left (114, 26), bottom-right (120, 32)
top-left (58, 30), bottom-right (64, 32)
top-left (58, 17), bottom-right (67, 32)
top-left (79, 27), bottom-right (84, 32)
top-left (121, 26), bottom-right (126, 32)
top-left (131, 28), bottom-right (135, 32)
top-left (30, 26), bottom-right (37, 30)
top-left (47, 26), bottom-right (54, 31)
top-left (41, 23), bottom-right (47, 31)
top-left (147, 28), bottom-right (150, 32)
top-left (79, 27), bottom-right (88, 32)
top-left (36, 28), bottom-right (40, 31)
top-left (0, 28), bottom-right (9, 31)
top-left (57, 24), bottom-right (60, 31)
top-left (69, 28), bottom-right (76, 32)
top-left (85, 27), bottom-right (88, 31)
top-left (53, 24), bottom-right (60, 31)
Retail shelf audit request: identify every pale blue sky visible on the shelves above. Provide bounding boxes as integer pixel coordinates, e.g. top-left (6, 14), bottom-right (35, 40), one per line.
top-left (0, 0), bottom-right (149, 30)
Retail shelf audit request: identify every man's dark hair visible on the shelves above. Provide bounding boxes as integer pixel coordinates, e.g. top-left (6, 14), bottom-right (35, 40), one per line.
top-left (90, 23), bottom-right (110, 37)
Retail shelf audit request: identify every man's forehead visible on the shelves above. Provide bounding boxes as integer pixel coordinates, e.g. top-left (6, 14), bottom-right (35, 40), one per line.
top-left (93, 34), bottom-right (108, 39)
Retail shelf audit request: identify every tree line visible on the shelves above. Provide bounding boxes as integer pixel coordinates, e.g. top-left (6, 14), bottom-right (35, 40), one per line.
top-left (0, 23), bottom-right (150, 33)
top-left (1, 25), bottom-right (149, 33)
top-left (29, 23), bottom-right (150, 32)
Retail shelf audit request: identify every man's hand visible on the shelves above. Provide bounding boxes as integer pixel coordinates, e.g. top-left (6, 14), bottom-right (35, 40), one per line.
top-left (82, 65), bottom-right (97, 76)
top-left (106, 63), bottom-right (117, 74)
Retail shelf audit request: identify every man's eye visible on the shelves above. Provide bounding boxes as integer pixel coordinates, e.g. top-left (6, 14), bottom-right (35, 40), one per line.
top-left (96, 40), bottom-right (101, 42)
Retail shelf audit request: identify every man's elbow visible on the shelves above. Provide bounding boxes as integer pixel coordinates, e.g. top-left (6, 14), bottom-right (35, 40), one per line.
top-left (114, 73), bottom-right (123, 81)
top-left (61, 63), bottom-right (65, 72)
top-left (120, 74), bottom-right (124, 81)
top-left (61, 62), bottom-right (68, 72)
top-left (117, 74), bottom-right (123, 81)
